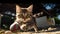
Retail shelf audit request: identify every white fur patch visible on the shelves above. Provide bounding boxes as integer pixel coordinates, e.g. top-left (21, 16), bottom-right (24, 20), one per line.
top-left (20, 24), bottom-right (26, 30)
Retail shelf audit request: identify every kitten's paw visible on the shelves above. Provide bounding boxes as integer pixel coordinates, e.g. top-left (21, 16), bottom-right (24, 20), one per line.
top-left (35, 31), bottom-right (38, 33)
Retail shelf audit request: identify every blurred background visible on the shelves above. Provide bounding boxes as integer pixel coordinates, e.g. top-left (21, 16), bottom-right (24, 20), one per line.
top-left (0, 0), bottom-right (60, 30)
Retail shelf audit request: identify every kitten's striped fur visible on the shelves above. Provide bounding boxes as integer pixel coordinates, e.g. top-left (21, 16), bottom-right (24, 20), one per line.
top-left (10, 4), bottom-right (43, 32)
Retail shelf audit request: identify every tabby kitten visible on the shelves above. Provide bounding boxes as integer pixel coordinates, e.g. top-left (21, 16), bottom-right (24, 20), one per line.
top-left (10, 4), bottom-right (43, 32)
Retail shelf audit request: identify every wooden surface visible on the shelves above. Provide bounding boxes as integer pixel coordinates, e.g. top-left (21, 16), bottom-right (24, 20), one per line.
top-left (1, 27), bottom-right (60, 34)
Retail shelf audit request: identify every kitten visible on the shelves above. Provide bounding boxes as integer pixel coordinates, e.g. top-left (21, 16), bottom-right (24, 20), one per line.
top-left (10, 4), bottom-right (43, 32)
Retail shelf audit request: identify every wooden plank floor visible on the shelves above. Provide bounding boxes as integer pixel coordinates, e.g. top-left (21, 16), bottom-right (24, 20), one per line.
top-left (0, 27), bottom-right (60, 34)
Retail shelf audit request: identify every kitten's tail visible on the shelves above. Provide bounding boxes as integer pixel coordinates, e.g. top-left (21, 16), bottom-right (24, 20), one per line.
top-left (33, 12), bottom-right (43, 18)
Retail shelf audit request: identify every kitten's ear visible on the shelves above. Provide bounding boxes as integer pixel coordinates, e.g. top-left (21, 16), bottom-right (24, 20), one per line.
top-left (16, 5), bottom-right (21, 13)
top-left (27, 4), bottom-right (33, 12)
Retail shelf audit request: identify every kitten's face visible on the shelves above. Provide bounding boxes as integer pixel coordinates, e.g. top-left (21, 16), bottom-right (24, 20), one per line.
top-left (16, 4), bottom-right (33, 23)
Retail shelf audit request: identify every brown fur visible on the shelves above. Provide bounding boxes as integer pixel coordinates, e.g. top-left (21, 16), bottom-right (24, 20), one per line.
top-left (15, 4), bottom-right (38, 32)
top-left (10, 4), bottom-right (43, 32)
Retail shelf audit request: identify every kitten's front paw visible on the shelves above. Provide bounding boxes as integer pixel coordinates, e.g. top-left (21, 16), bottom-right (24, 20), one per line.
top-left (35, 30), bottom-right (38, 33)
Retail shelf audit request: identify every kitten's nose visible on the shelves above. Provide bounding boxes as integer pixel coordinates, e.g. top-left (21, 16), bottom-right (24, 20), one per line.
top-left (23, 16), bottom-right (26, 20)
top-left (23, 14), bottom-right (26, 20)
top-left (23, 13), bottom-right (26, 16)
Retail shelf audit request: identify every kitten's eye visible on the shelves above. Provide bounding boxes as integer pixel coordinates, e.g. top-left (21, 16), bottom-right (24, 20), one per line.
top-left (18, 15), bottom-right (20, 16)
top-left (18, 14), bottom-right (23, 18)
top-left (18, 15), bottom-right (21, 17)
top-left (17, 15), bottom-right (20, 18)
top-left (26, 14), bottom-right (31, 18)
